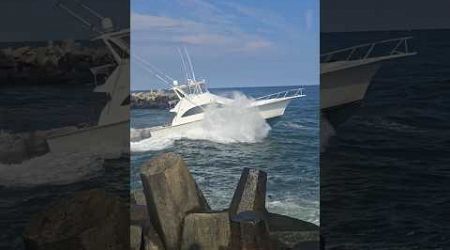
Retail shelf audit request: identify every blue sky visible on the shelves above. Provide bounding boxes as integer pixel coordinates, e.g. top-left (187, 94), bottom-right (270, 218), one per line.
top-left (131, 0), bottom-right (319, 90)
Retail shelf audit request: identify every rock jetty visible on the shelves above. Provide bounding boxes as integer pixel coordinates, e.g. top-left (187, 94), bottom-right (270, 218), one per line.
top-left (0, 40), bottom-right (111, 85)
top-left (23, 153), bottom-right (320, 249)
top-left (133, 153), bottom-right (320, 250)
top-left (131, 90), bottom-right (178, 109)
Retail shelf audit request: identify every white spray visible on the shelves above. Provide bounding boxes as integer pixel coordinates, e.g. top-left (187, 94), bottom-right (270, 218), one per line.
top-left (130, 92), bottom-right (271, 152)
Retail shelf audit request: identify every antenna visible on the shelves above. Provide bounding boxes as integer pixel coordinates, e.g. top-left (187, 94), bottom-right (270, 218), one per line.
top-left (132, 54), bottom-right (176, 87)
top-left (183, 47), bottom-right (196, 81)
top-left (177, 47), bottom-right (189, 82)
top-left (56, 1), bottom-right (100, 34)
top-left (75, 0), bottom-right (104, 19)
top-left (56, 0), bottom-right (114, 33)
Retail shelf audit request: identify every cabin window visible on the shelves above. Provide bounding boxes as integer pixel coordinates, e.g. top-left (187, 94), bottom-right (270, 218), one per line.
top-left (175, 89), bottom-right (185, 98)
top-left (182, 103), bottom-right (223, 117)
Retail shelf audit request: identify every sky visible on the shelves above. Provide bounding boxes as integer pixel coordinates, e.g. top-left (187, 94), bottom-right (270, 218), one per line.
top-left (131, 0), bottom-right (319, 90)
top-left (0, 0), bottom-right (129, 42)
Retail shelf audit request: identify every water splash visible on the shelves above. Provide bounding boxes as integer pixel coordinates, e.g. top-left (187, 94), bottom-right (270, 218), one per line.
top-left (0, 129), bottom-right (124, 187)
top-left (0, 152), bottom-right (104, 187)
top-left (320, 115), bottom-right (335, 152)
top-left (131, 92), bottom-right (271, 152)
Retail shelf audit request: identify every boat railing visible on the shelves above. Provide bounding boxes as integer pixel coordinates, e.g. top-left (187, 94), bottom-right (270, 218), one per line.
top-left (255, 88), bottom-right (305, 101)
top-left (320, 36), bottom-right (415, 63)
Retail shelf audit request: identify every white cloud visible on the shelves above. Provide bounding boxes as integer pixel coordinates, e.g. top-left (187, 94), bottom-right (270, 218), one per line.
top-left (131, 10), bottom-right (272, 52)
top-left (131, 13), bottom-right (200, 31)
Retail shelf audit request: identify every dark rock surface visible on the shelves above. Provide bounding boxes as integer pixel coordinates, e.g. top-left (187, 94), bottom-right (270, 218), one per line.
top-left (181, 211), bottom-right (230, 250)
top-left (140, 152), bottom-right (210, 250)
top-left (23, 189), bottom-right (129, 250)
top-left (229, 168), bottom-right (268, 217)
top-left (132, 153), bottom-right (320, 250)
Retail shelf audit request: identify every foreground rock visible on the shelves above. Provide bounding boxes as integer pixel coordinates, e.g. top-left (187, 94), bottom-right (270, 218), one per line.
top-left (23, 189), bottom-right (129, 250)
top-left (229, 168), bottom-right (268, 216)
top-left (133, 153), bottom-right (320, 250)
top-left (268, 213), bottom-right (319, 250)
top-left (140, 152), bottom-right (210, 250)
top-left (230, 211), bottom-right (274, 250)
top-left (181, 211), bottom-right (230, 250)
top-left (0, 126), bottom-right (78, 164)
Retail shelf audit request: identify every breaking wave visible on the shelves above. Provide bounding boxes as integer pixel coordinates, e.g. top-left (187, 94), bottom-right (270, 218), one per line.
top-left (0, 151), bottom-right (104, 187)
top-left (131, 92), bottom-right (271, 152)
top-left (0, 130), bottom-right (123, 187)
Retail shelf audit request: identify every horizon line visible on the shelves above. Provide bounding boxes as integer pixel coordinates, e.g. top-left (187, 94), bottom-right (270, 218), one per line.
top-left (131, 83), bottom-right (319, 92)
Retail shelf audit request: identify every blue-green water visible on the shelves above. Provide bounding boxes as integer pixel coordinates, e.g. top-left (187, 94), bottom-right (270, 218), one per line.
top-left (131, 85), bottom-right (320, 224)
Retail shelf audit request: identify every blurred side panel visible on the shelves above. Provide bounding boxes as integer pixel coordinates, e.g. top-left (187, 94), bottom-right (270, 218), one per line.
top-left (321, 0), bottom-right (450, 249)
top-left (0, 0), bottom-right (130, 249)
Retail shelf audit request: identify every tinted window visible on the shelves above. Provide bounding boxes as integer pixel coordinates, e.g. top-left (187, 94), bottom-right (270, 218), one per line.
top-left (182, 103), bottom-right (223, 117)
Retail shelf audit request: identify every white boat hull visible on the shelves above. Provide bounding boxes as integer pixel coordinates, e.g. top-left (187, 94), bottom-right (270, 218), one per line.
top-left (46, 121), bottom-right (129, 155)
top-left (321, 59), bottom-right (381, 110)
top-left (149, 97), bottom-right (295, 138)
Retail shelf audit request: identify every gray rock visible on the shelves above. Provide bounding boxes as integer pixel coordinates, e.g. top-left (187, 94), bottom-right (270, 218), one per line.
top-left (140, 153), bottom-right (209, 250)
top-left (229, 211), bottom-right (274, 250)
top-left (229, 168), bottom-right (267, 216)
top-left (23, 189), bottom-right (129, 250)
top-left (130, 204), bottom-right (149, 225)
top-left (267, 213), bottom-right (319, 250)
top-left (142, 220), bottom-right (165, 250)
top-left (181, 211), bottom-right (230, 250)
top-left (131, 189), bottom-right (147, 205)
top-left (130, 225), bottom-right (143, 250)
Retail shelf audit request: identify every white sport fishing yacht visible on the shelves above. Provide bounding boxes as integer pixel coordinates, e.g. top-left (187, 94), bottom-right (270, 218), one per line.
top-left (321, 37), bottom-right (416, 125)
top-left (320, 37), bottom-right (416, 148)
top-left (137, 50), bottom-right (305, 138)
top-left (45, 1), bottom-right (130, 154)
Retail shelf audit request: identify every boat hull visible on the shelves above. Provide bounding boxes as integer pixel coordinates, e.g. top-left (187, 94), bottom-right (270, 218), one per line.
top-left (321, 60), bottom-right (381, 110)
top-left (46, 121), bottom-right (129, 155)
top-left (149, 97), bottom-right (295, 137)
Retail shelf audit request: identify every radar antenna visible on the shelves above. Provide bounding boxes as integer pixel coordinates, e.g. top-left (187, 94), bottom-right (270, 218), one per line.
top-left (183, 46), bottom-right (196, 81)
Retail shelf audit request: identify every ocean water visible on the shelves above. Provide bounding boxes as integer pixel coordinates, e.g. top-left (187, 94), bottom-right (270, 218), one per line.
top-left (0, 85), bottom-right (129, 249)
top-left (131, 85), bottom-right (320, 225)
top-left (321, 30), bottom-right (450, 248)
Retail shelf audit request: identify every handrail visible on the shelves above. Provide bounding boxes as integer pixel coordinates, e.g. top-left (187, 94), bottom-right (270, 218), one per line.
top-left (321, 36), bottom-right (414, 63)
top-left (255, 88), bottom-right (305, 100)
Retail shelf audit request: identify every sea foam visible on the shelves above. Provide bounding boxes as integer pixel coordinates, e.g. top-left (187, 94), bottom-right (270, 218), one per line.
top-left (130, 92), bottom-right (271, 152)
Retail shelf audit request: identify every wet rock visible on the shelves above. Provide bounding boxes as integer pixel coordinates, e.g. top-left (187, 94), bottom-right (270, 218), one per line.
top-left (23, 189), bottom-right (129, 250)
top-left (130, 225), bottom-right (143, 250)
top-left (130, 204), bottom-right (148, 225)
top-left (0, 133), bottom-right (28, 164)
top-left (142, 220), bottom-right (165, 250)
top-left (181, 211), bottom-right (230, 250)
top-left (229, 211), bottom-right (274, 250)
top-left (131, 189), bottom-right (146, 205)
top-left (267, 213), bottom-right (319, 250)
top-left (140, 153), bottom-right (209, 250)
top-left (0, 126), bottom-right (77, 164)
top-left (229, 168), bottom-right (267, 216)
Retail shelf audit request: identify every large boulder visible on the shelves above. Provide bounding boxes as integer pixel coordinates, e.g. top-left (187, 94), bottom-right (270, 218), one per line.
top-left (229, 168), bottom-right (268, 219)
top-left (23, 189), bottom-right (129, 250)
top-left (181, 211), bottom-right (230, 250)
top-left (140, 153), bottom-right (209, 250)
top-left (267, 213), bottom-right (319, 250)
